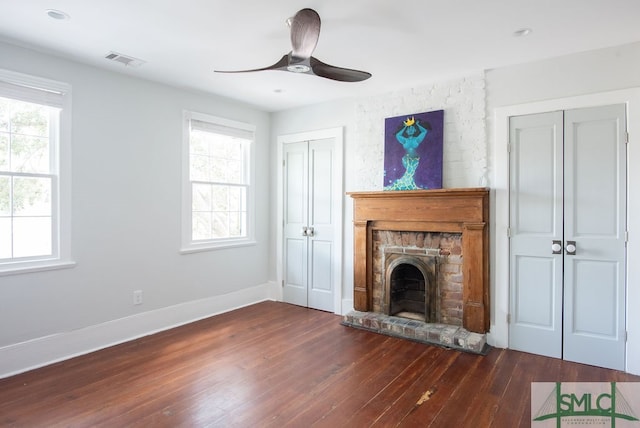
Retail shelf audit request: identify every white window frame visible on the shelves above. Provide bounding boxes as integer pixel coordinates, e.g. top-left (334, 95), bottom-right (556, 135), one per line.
top-left (0, 69), bottom-right (74, 276)
top-left (180, 111), bottom-right (256, 253)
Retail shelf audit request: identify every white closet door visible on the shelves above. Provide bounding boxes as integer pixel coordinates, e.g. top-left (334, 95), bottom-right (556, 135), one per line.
top-left (307, 139), bottom-right (335, 312)
top-left (509, 104), bottom-right (627, 371)
top-left (509, 111), bottom-right (564, 359)
top-left (283, 141), bottom-right (309, 307)
top-left (562, 104), bottom-right (627, 370)
top-left (282, 138), bottom-right (336, 312)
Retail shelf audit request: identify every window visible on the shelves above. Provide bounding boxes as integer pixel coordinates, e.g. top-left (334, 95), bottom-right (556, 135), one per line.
top-left (182, 111), bottom-right (255, 252)
top-left (0, 69), bottom-right (72, 274)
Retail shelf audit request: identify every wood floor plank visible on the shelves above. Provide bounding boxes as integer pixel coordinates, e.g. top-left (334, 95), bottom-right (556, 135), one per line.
top-left (428, 346), bottom-right (504, 426)
top-left (364, 348), bottom-right (460, 426)
top-left (392, 351), bottom-right (484, 427)
top-left (212, 326), bottom-right (378, 426)
top-left (280, 337), bottom-right (437, 427)
top-left (303, 339), bottom-right (435, 427)
top-left (1, 301), bottom-right (639, 428)
top-left (490, 350), bottom-right (542, 428)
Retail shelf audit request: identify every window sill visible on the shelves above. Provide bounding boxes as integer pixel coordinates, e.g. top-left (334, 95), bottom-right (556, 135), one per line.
top-left (180, 239), bottom-right (257, 255)
top-left (0, 260), bottom-right (77, 277)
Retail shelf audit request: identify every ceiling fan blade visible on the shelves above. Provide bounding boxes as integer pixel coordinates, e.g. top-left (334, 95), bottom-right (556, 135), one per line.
top-left (215, 8), bottom-right (372, 82)
top-left (214, 54), bottom-right (289, 74)
top-left (290, 8), bottom-right (320, 61)
top-left (310, 57), bottom-right (372, 82)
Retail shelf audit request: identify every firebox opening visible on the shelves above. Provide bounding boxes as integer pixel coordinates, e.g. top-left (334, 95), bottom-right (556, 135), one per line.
top-left (389, 263), bottom-right (429, 322)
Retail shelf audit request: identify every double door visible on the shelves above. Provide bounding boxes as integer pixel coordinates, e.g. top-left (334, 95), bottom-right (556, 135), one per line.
top-left (508, 104), bottom-right (627, 370)
top-left (282, 138), bottom-right (336, 312)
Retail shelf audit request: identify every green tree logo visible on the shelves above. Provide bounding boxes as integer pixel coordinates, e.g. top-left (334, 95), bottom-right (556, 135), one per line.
top-left (533, 382), bottom-right (639, 427)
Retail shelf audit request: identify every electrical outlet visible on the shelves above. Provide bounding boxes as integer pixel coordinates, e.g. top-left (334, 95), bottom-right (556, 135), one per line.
top-left (133, 290), bottom-right (143, 305)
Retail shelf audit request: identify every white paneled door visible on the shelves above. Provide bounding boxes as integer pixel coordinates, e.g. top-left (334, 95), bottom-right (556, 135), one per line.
top-left (282, 138), bottom-right (336, 312)
top-left (509, 104), bottom-right (627, 370)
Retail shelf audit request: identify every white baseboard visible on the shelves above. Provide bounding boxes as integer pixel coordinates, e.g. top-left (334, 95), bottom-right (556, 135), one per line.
top-left (0, 281), bottom-right (278, 379)
top-left (486, 330), bottom-right (507, 349)
top-left (341, 299), bottom-right (354, 316)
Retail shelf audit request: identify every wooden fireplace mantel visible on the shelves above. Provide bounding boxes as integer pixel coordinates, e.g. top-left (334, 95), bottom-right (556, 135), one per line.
top-left (348, 188), bottom-right (490, 333)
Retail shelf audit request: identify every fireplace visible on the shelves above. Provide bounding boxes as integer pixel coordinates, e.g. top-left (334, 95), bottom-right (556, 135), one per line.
top-left (379, 236), bottom-right (461, 325)
top-left (388, 259), bottom-right (429, 319)
top-left (386, 254), bottom-right (436, 322)
top-left (343, 188), bottom-right (489, 352)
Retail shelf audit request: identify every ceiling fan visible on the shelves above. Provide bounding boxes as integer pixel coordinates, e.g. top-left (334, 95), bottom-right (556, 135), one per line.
top-left (215, 8), bottom-right (371, 82)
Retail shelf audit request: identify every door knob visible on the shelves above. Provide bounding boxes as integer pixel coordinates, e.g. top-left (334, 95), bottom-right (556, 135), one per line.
top-left (551, 240), bottom-right (562, 254)
top-left (566, 241), bottom-right (576, 255)
top-left (306, 226), bottom-right (315, 237)
top-left (301, 227), bottom-right (308, 236)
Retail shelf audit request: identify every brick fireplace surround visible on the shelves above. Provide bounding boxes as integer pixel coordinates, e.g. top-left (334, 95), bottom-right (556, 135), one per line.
top-left (343, 188), bottom-right (489, 353)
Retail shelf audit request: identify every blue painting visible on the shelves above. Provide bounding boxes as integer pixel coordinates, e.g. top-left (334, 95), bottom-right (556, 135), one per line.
top-left (383, 110), bottom-right (444, 190)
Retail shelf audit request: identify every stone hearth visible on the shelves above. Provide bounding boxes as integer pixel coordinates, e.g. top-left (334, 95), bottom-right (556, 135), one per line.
top-left (341, 311), bottom-right (487, 354)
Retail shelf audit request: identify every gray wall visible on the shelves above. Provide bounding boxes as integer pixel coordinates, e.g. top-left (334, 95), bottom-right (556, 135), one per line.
top-left (0, 41), bottom-right (272, 374)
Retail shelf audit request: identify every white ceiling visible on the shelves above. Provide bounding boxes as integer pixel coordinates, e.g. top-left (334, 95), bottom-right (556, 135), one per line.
top-left (1, 0), bottom-right (640, 112)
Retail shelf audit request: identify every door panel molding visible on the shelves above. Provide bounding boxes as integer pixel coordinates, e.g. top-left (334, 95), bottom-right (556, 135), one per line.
top-left (513, 256), bottom-right (556, 328)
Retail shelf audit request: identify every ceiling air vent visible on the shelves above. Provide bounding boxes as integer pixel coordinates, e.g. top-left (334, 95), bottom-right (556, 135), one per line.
top-left (104, 51), bottom-right (146, 67)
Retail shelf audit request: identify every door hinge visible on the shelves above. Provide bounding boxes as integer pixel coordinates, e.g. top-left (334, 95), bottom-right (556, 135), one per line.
top-left (507, 143), bottom-right (511, 153)
top-left (281, 279), bottom-right (284, 287)
top-left (625, 230), bottom-right (629, 243)
top-left (507, 227), bottom-right (511, 238)
top-left (507, 313), bottom-right (511, 324)
top-left (625, 331), bottom-right (628, 342)
top-left (282, 159), bottom-right (286, 167)
top-left (625, 132), bottom-right (629, 144)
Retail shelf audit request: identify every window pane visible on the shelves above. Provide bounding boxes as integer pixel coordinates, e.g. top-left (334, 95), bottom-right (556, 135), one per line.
top-left (13, 216), bottom-right (52, 258)
top-left (212, 185), bottom-right (229, 211)
top-left (13, 176), bottom-right (51, 216)
top-left (228, 186), bottom-right (244, 212)
top-left (190, 154), bottom-right (210, 181)
top-left (210, 158), bottom-right (226, 182)
top-left (11, 134), bottom-right (50, 173)
top-left (226, 159), bottom-right (243, 184)
top-left (0, 217), bottom-right (10, 258)
top-left (225, 139), bottom-right (244, 160)
top-left (211, 138), bottom-right (231, 158)
top-left (192, 183), bottom-right (212, 212)
top-left (10, 101), bottom-right (49, 137)
top-left (212, 211), bottom-right (228, 238)
top-left (190, 130), bottom-right (248, 185)
top-left (186, 113), bottom-right (252, 245)
top-left (0, 133), bottom-right (8, 170)
top-left (190, 132), bottom-right (209, 155)
top-left (0, 98), bottom-right (9, 132)
top-left (229, 211), bottom-right (244, 237)
top-left (0, 175), bottom-right (9, 216)
top-left (192, 211), bottom-right (212, 241)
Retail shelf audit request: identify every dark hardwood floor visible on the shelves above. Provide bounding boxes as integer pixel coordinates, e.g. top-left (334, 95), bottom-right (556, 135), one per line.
top-left (1, 301), bottom-right (638, 427)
